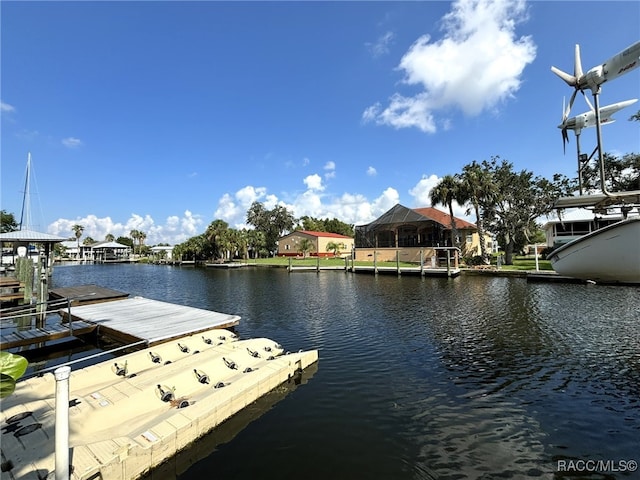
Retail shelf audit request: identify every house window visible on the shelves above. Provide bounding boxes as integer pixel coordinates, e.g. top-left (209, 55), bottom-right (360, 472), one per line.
top-left (285, 244), bottom-right (291, 250)
top-left (466, 234), bottom-right (473, 243)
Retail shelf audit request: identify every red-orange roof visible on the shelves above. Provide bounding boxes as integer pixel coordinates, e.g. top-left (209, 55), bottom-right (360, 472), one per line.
top-left (413, 207), bottom-right (477, 230)
top-left (298, 230), bottom-right (353, 239)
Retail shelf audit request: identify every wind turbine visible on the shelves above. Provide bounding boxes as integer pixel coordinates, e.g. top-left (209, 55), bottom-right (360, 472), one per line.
top-left (559, 98), bottom-right (638, 193)
top-left (551, 41), bottom-right (640, 196)
top-left (552, 41), bottom-right (640, 116)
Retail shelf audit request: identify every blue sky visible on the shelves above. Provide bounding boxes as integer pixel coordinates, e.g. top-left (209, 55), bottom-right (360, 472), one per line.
top-left (2, 1), bottom-right (639, 245)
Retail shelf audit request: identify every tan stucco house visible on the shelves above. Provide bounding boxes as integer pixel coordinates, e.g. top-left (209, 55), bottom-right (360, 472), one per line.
top-left (278, 231), bottom-right (354, 257)
top-left (354, 204), bottom-right (492, 263)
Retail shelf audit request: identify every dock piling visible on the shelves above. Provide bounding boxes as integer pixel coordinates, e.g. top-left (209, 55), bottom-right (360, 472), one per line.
top-left (54, 366), bottom-right (71, 480)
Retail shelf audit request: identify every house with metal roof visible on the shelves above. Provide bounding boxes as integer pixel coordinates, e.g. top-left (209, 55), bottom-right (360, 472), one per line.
top-left (354, 204), bottom-right (492, 264)
top-left (277, 230), bottom-right (354, 257)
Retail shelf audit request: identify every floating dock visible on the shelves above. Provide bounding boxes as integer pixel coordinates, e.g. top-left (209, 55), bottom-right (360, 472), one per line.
top-left (1, 295), bottom-right (240, 351)
top-left (0, 328), bottom-right (319, 480)
top-left (60, 296), bottom-right (240, 346)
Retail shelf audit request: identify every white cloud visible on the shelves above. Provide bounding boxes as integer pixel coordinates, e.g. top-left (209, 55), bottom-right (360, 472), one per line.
top-left (47, 173), bottom-right (477, 245)
top-left (367, 166), bottom-right (377, 176)
top-left (366, 31), bottom-right (395, 58)
top-left (363, 0), bottom-right (536, 132)
top-left (324, 161), bottom-right (336, 179)
top-left (1, 101), bottom-right (15, 113)
top-left (409, 174), bottom-right (470, 220)
top-left (408, 174), bottom-right (441, 206)
top-left (62, 137), bottom-right (83, 148)
top-left (303, 174), bottom-right (324, 192)
top-left (48, 211), bottom-right (204, 245)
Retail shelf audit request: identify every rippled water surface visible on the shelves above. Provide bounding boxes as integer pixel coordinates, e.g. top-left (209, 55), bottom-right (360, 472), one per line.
top-left (50, 264), bottom-right (640, 479)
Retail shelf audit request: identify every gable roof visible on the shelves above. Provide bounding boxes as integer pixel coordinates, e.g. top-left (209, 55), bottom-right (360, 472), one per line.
top-left (91, 241), bottom-right (131, 249)
top-left (0, 228), bottom-right (66, 243)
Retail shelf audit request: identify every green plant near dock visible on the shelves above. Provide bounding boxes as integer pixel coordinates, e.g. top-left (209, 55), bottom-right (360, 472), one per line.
top-left (0, 351), bottom-right (28, 398)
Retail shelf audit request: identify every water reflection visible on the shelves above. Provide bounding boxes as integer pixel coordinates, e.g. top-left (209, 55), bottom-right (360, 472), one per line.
top-left (50, 264), bottom-right (640, 479)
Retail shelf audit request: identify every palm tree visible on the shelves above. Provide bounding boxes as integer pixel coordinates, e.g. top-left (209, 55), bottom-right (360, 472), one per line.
top-left (326, 241), bottom-right (342, 257)
top-left (72, 224), bottom-right (84, 259)
top-left (298, 238), bottom-right (314, 258)
top-left (105, 233), bottom-right (115, 242)
top-left (460, 161), bottom-right (495, 264)
top-left (138, 231), bottom-right (147, 255)
top-left (205, 220), bottom-right (230, 261)
top-left (429, 175), bottom-right (464, 247)
top-left (129, 229), bottom-right (140, 255)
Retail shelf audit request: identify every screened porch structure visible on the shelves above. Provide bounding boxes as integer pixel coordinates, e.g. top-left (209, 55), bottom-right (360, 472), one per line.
top-left (355, 204), bottom-right (472, 249)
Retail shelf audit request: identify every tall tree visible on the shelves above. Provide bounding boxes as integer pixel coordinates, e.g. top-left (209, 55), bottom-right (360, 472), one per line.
top-left (138, 231), bottom-right (147, 253)
top-left (429, 175), bottom-right (465, 247)
top-left (105, 233), bottom-right (115, 242)
top-left (246, 228), bottom-right (266, 258)
top-left (580, 152), bottom-right (640, 193)
top-left (129, 230), bottom-right (139, 255)
top-left (479, 157), bottom-right (573, 264)
top-left (298, 216), bottom-right (354, 237)
top-left (72, 224), bottom-right (84, 259)
top-left (0, 210), bottom-right (18, 233)
top-left (205, 219), bottom-right (230, 260)
top-left (246, 202), bottom-right (296, 255)
top-left (460, 161), bottom-right (496, 264)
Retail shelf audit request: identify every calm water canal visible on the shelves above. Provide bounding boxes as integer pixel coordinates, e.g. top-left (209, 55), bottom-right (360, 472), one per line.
top-left (50, 264), bottom-right (640, 479)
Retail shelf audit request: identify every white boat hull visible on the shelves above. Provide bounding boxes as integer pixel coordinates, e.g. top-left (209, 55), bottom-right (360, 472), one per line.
top-left (548, 217), bottom-right (640, 284)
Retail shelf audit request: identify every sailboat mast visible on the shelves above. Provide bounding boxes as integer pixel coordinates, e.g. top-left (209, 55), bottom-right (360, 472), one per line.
top-left (19, 152), bottom-right (31, 230)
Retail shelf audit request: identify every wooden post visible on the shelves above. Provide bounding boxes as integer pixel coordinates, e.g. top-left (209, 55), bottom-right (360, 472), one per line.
top-left (446, 249), bottom-right (451, 277)
top-left (396, 250), bottom-right (400, 276)
top-left (420, 249), bottom-right (424, 275)
top-left (374, 250), bottom-right (378, 274)
top-left (288, 257), bottom-right (292, 272)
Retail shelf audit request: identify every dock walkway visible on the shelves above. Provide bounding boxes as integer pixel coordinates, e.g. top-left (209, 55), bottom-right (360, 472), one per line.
top-left (0, 320), bottom-right (97, 350)
top-left (61, 296), bottom-right (241, 346)
top-left (1, 292), bottom-right (241, 351)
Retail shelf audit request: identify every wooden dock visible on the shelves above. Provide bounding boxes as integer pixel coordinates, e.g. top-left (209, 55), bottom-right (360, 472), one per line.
top-left (1, 286), bottom-right (240, 351)
top-left (49, 284), bottom-right (129, 304)
top-left (351, 265), bottom-right (461, 277)
top-left (0, 276), bottom-right (24, 305)
top-left (0, 320), bottom-right (97, 350)
top-left (60, 296), bottom-right (241, 346)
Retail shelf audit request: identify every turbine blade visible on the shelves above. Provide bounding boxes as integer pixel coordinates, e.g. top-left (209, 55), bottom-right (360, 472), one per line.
top-left (551, 66), bottom-right (576, 86)
top-left (566, 89), bottom-right (578, 120)
top-left (574, 44), bottom-right (583, 79)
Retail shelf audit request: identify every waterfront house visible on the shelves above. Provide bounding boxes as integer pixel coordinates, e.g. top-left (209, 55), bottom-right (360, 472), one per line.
top-left (277, 231), bottom-right (354, 257)
top-left (354, 204), bottom-right (492, 264)
top-left (59, 240), bottom-right (132, 262)
top-left (542, 214), bottom-right (627, 249)
top-left (150, 245), bottom-right (175, 261)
